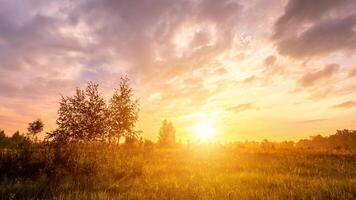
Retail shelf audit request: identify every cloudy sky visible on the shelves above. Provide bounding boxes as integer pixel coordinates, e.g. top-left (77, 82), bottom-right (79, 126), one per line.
top-left (1, 0), bottom-right (356, 142)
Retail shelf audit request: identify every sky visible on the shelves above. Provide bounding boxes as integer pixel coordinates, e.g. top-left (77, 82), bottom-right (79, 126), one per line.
top-left (0, 0), bottom-right (356, 142)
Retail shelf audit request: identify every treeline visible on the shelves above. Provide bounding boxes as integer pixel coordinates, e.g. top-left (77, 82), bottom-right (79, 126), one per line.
top-left (0, 75), bottom-right (355, 150)
top-left (0, 119), bottom-right (177, 150)
top-left (230, 129), bottom-right (356, 151)
top-left (0, 77), bottom-right (178, 149)
top-left (2, 128), bottom-right (356, 152)
top-left (0, 131), bottom-right (31, 149)
top-left (296, 129), bottom-right (356, 150)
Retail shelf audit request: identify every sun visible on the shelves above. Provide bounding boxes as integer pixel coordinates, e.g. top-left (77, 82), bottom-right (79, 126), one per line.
top-left (194, 121), bottom-right (214, 141)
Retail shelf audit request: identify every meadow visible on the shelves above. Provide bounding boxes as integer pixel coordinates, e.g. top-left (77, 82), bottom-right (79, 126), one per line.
top-left (1, 82), bottom-right (356, 199)
top-left (1, 144), bottom-right (356, 200)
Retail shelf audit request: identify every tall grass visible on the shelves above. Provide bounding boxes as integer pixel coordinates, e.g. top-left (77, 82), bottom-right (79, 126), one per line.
top-left (1, 144), bottom-right (356, 199)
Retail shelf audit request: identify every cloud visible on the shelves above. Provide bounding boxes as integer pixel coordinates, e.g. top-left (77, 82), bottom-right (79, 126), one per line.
top-left (228, 103), bottom-right (254, 113)
top-left (0, 0), bottom-right (242, 106)
top-left (213, 67), bottom-right (228, 75)
top-left (264, 55), bottom-right (277, 66)
top-left (297, 81), bottom-right (356, 100)
top-left (332, 101), bottom-right (356, 109)
top-left (295, 119), bottom-right (328, 124)
top-left (0, 77), bottom-right (75, 99)
top-left (298, 64), bottom-right (339, 87)
top-left (243, 75), bottom-right (257, 84)
top-left (263, 55), bottom-right (285, 76)
top-left (0, 0), bottom-right (355, 139)
top-left (72, 0), bottom-right (241, 74)
top-left (349, 67), bottom-right (356, 77)
top-left (272, 0), bottom-right (356, 58)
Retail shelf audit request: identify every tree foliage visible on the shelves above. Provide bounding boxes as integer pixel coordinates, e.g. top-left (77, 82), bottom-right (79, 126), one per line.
top-left (296, 129), bottom-right (356, 150)
top-left (46, 78), bottom-right (139, 145)
top-left (158, 120), bottom-right (176, 147)
top-left (27, 119), bottom-right (44, 139)
top-left (0, 130), bottom-right (30, 148)
top-left (108, 77), bottom-right (139, 143)
top-left (47, 82), bottom-right (107, 143)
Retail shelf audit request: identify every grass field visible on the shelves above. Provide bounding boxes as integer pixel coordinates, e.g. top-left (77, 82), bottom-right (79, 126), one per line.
top-left (1, 146), bottom-right (356, 199)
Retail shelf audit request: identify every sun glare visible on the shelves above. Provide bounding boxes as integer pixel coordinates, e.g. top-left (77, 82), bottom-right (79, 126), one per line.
top-left (194, 121), bottom-right (214, 141)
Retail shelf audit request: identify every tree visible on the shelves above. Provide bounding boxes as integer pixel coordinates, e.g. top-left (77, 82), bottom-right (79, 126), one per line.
top-left (11, 131), bottom-right (30, 147)
top-left (27, 119), bottom-right (44, 141)
top-left (0, 130), bottom-right (8, 148)
top-left (310, 135), bottom-right (326, 149)
top-left (46, 78), bottom-right (140, 145)
top-left (157, 120), bottom-right (176, 147)
top-left (84, 83), bottom-right (108, 141)
top-left (47, 82), bottom-right (107, 143)
top-left (108, 77), bottom-right (139, 143)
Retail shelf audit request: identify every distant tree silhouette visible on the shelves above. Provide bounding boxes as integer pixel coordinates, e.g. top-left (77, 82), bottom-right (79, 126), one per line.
top-left (0, 130), bottom-right (7, 148)
top-left (143, 139), bottom-right (155, 149)
top-left (328, 129), bottom-right (356, 150)
top-left (310, 135), bottom-right (327, 149)
top-left (47, 82), bottom-right (107, 143)
top-left (108, 77), bottom-right (139, 143)
top-left (27, 119), bottom-right (44, 141)
top-left (278, 141), bottom-right (295, 149)
top-left (261, 139), bottom-right (275, 150)
top-left (123, 135), bottom-right (142, 148)
top-left (11, 131), bottom-right (30, 148)
top-left (0, 130), bottom-right (31, 148)
top-left (296, 129), bottom-right (356, 150)
top-left (158, 120), bottom-right (176, 147)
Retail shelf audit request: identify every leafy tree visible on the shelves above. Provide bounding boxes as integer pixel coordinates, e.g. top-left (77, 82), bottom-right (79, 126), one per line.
top-left (108, 77), bottom-right (139, 143)
top-left (84, 83), bottom-right (107, 141)
top-left (47, 82), bottom-right (107, 143)
top-left (0, 129), bottom-right (9, 148)
top-left (46, 78), bottom-right (140, 145)
top-left (27, 119), bottom-right (44, 141)
top-left (11, 131), bottom-right (30, 148)
top-left (0, 130), bottom-right (5, 138)
top-left (157, 120), bottom-right (176, 147)
top-left (329, 129), bottom-right (356, 150)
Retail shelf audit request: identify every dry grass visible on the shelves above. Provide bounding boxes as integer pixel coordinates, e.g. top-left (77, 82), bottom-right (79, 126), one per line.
top-left (1, 146), bottom-right (356, 199)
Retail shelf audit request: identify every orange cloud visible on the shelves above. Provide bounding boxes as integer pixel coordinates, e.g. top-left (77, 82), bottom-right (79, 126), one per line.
top-left (332, 101), bottom-right (356, 109)
top-left (228, 103), bottom-right (254, 113)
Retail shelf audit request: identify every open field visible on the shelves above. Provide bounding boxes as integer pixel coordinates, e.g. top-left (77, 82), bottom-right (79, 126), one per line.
top-left (1, 146), bottom-right (356, 199)
top-left (1, 0), bottom-right (356, 199)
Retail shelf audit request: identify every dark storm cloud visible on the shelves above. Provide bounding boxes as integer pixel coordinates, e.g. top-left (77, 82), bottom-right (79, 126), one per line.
top-left (273, 0), bottom-right (356, 58)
